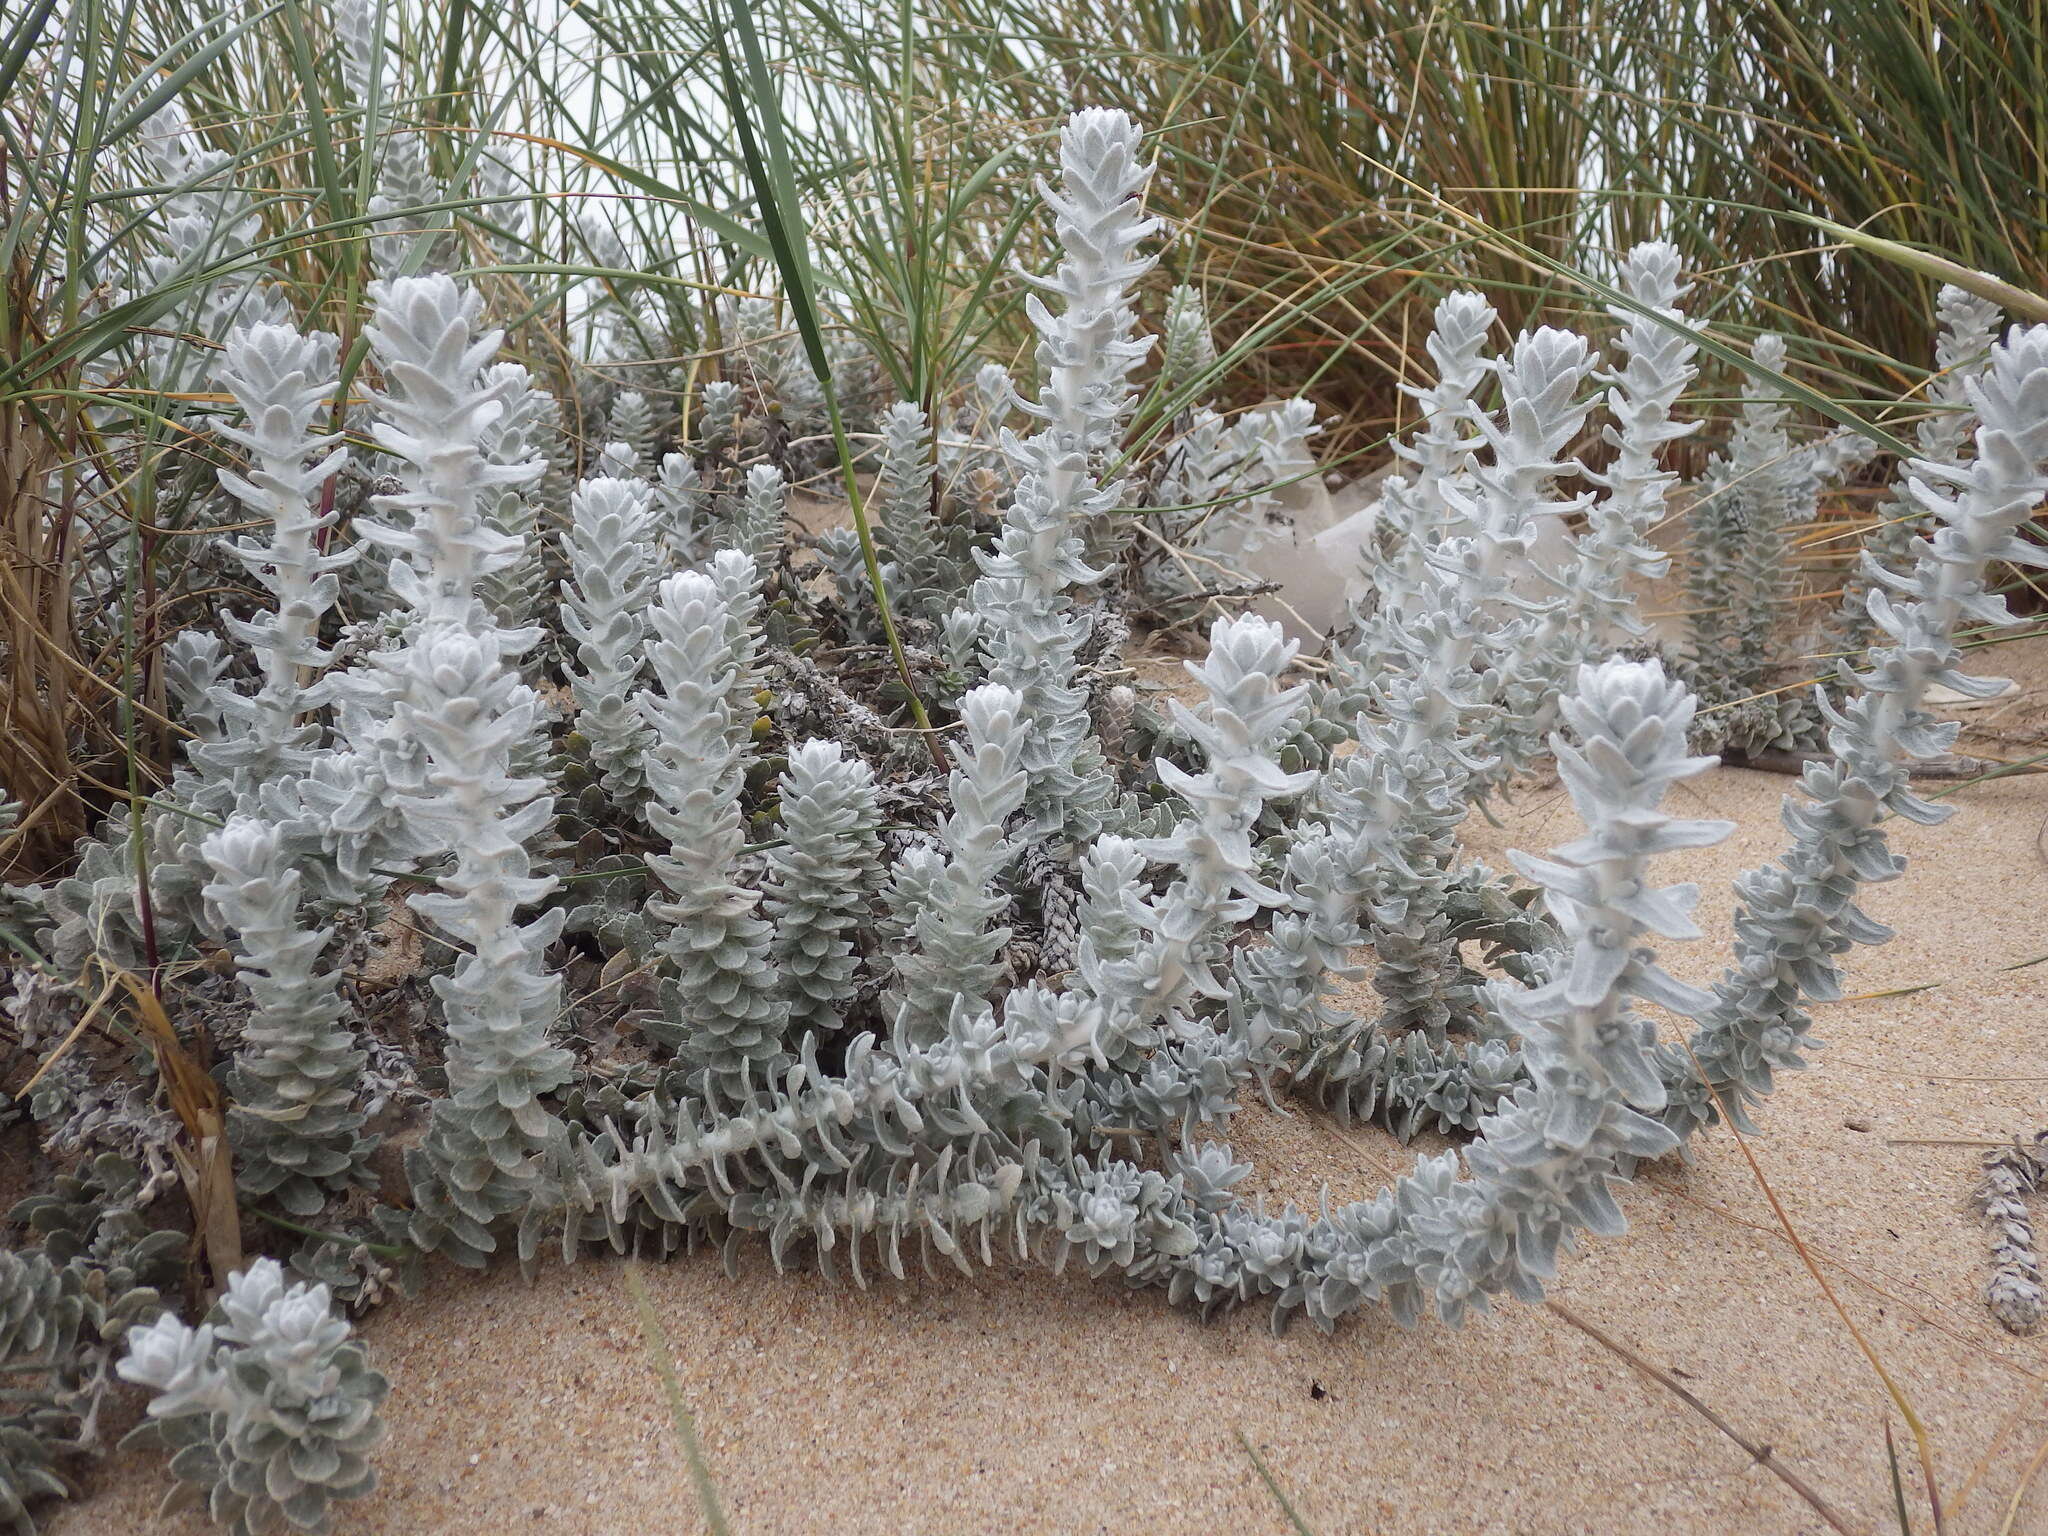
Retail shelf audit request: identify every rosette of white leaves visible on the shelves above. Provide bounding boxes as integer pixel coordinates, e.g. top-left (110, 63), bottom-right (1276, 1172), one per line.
top-left (763, 741), bottom-right (883, 1038)
top-left (1684, 333), bottom-right (1805, 747)
top-left (194, 324), bottom-right (353, 798)
top-left (163, 631), bottom-right (232, 744)
top-left (119, 1260), bottom-right (385, 1535)
top-left (1346, 292), bottom-right (1497, 686)
top-left (1, 1246), bottom-right (80, 1527)
top-left (1481, 661), bottom-right (1728, 1193)
top-left (607, 389), bottom-right (657, 466)
top-left (1024, 109), bottom-right (1158, 462)
top-left (1072, 615), bottom-right (1315, 1062)
top-left (1273, 660), bottom-right (1727, 1331)
top-left (937, 361), bottom-right (1019, 497)
top-left (333, 0), bottom-right (385, 106)
top-left (892, 685), bottom-right (1029, 1042)
top-left (202, 818), bottom-right (371, 1215)
top-left (560, 474), bottom-right (660, 801)
top-left (638, 556), bottom-right (788, 1087)
top-left (383, 629), bottom-right (571, 1263)
top-left (1400, 290), bottom-right (1498, 500)
top-left (1243, 399), bottom-right (1321, 505)
top-left (121, 105), bottom-right (291, 392)
top-left (318, 277), bottom-right (551, 886)
top-left (1976, 1135), bottom-right (2045, 1333)
top-left (367, 128), bottom-right (449, 277)
top-left (1674, 323), bottom-right (2048, 1133)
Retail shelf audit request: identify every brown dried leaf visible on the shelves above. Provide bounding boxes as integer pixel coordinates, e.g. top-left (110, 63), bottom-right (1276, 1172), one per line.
top-left (114, 968), bottom-right (242, 1292)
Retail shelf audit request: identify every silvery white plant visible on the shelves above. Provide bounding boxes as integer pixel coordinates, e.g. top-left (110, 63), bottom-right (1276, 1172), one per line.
top-left (322, 276), bottom-right (545, 882)
top-left (593, 439), bottom-right (639, 481)
top-left (293, 276), bottom-right (573, 1264)
top-left (1348, 658), bottom-right (1726, 1326)
top-left (378, 626), bottom-right (572, 1266)
top-left (1145, 405), bottom-right (1296, 609)
top-left (1684, 333), bottom-right (1804, 751)
top-left (696, 378), bottom-right (743, 459)
top-left (194, 325), bottom-right (354, 800)
top-left (1820, 284), bottom-right (2005, 661)
top-left (606, 390), bottom-right (658, 466)
top-left (1159, 282), bottom-right (1219, 397)
top-left (366, 127), bottom-right (449, 278)
top-left (201, 819), bottom-right (373, 1215)
top-left (163, 633), bottom-right (234, 749)
top-left (1457, 326), bottom-right (1602, 782)
top-left (354, 277), bottom-right (542, 639)
top-left (559, 474), bottom-right (660, 802)
top-left (1154, 399), bottom-right (1321, 588)
top-left (1347, 291), bottom-right (1498, 671)
top-left (1669, 320), bottom-right (2048, 1134)
top-left (36, 321), bottom-right (352, 970)
top-left (118, 104), bottom-right (291, 393)
top-left (723, 462), bottom-right (788, 570)
top-left (475, 362), bottom-right (559, 636)
top-left (27, 104), bottom-right (2048, 1536)
top-left (1070, 613), bottom-right (1317, 1071)
top-left (653, 452), bottom-right (708, 569)
top-left (1572, 241), bottom-right (1700, 649)
top-left (871, 400), bottom-right (961, 619)
top-left (1684, 333), bottom-right (1882, 753)
top-left (1492, 247), bottom-right (1701, 773)
top-left (332, 0), bottom-right (388, 108)
top-left (1975, 1134), bottom-right (2045, 1334)
top-left (637, 556), bottom-right (786, 1089)
top-left (725, 293), bottom-right (824, 438)
top-left (935, 360), bottom-right (1019, 506)
top-left (763, 741), bottom-right (884, 1038)
top-left (973, 108), bottom-right (1157, 839)
top-left (118, 1259), bottom-right (385, 1535)
top-left (813, 526), bottom-right (883, 641)
top-left (888, 685), bottom-right (1030, 1042)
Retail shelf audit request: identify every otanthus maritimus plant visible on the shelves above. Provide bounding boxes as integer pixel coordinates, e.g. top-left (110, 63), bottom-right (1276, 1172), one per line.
top-left (1975, 1132), bottom-right (2045, 1334)
top-left (889, 685), bottom-right (1030, 1042)
top-left (202, 820), bottom-right (373, 1215)
top-left (559, 474), bottom-right (661, 803)
top-left (119, 1260), bottom-right (386, 1534)
top-left (195, 326), bottom-right (354, 801)
top-left (763, 741), bottom-right (884, 1038)
top-left (974, 108), bottom-right (1157, 839)
top-left (14, 93), bottom-right (2048, 1536)
top-left (1671, 321), bottom-right (2048, 1134)
top-left (637, 556), bottom-right (785, 1089)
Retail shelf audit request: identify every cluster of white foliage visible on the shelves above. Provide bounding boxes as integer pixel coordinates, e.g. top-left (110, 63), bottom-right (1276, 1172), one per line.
top-left (19, 99), bottom-right (2048, 1536)
top-left (119, 1260), bottom-right (385, 1533)
top-left (974, 108), bottom-right (1157, 839)
top-left (560, 475), bottom-right (660, 801)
